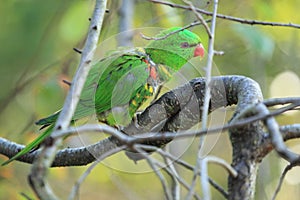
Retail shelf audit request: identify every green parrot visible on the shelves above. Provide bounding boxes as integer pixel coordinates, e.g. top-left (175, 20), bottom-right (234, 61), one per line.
top-left (2, 27), bottom-right (204, 165)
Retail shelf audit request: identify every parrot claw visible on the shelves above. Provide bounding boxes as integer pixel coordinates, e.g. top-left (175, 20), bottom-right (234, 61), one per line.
top-left (133, 112), bottom-right (142, 129)
top-left (113, 124), bottom-right (124, 131)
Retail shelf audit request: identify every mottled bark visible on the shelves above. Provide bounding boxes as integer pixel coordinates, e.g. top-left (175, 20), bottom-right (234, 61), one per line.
top-left (1, 75), bottom-right (268, 199)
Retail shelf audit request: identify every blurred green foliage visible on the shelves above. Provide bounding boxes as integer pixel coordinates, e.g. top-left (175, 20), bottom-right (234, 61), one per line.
top-left (0, 0), bottom-right (300, 199)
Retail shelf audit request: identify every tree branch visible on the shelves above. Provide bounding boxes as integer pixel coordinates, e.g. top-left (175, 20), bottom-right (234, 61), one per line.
top-left (188, 0), bottom-right (219, 198)
top-left (1, 75), bottom-right (300, 199)
top-left (68, 145), bottom-right (126, 200)
top-left (148, 0), bottom-right (300, 29)
top-left (28, 0), bottom-right (108, 199)
top-left (2, 77), bottom-right (299, 165)
top-left (0, 75), bottom-right (269, 165)
top-left (272, 164), bottom-right (294, 200)
top-left (201, 156), bottom-right (238, 200)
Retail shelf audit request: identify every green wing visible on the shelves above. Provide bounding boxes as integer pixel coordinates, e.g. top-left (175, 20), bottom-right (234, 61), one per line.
top-left (36, 48), bottom-right (150, 126)
top-left (2, 48), bottom-right (151, 165)
top-left (74, 48), bottom-right (151, 121)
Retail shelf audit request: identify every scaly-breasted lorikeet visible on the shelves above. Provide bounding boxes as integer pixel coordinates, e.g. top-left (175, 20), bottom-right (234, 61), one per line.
top-left (2, 27), bottom-right (204, 165)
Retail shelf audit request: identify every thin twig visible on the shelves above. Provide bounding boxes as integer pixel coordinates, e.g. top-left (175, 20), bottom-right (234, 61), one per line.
top-left (163, 146), bottom-right (180, 200)
top-left (141, 101), bottom-right (298, 143)
top-left (2, 98), bottom-right (298, 168)
top-left (140, 21), bottom-right (202, 40)
top-left (186, 165), bottom-right (198, 200)
top-left (272, 164), bottom-right (293, 200)
top-left (148, 0), bottom-right (300, 29)
top-left (183, 0), bottom-right (212, 38)
top-left (19, 192), bottom-right (34, 200)
top-left (52, 0), bottom-right (107, 134)
top-left (137, 145), bottom-right (202, 199)
top-left (230, 101), bottom-right (300, 163)
top-left (201, 0), bottom-right (218, 141)
top-left (232, 102), bottom-right (300, 163)
top-left (157, 147), bottom-right (203, 199)
top-left (256, 103), bottom-right (299, 163)
top-left (28, 0), bottom-right (108, 199)
top-left (133, 145), bottom-right (172, 200)
top-left (188, 1), bottom-right (219, 199)
top-left (2, 99), bottom-right (297, 168)
top-left (263, 97), bottom-right (300, 107)
top-left (68, 145), bottom-right (126, 200)
top-left (206, 156), bottom-right (238, 177)
top-left (52, 124), bottom-right (129, 142)
top-left (201, 156), bottom-right (238, 200)
top-left (137, 144), bottom-right (225, 199)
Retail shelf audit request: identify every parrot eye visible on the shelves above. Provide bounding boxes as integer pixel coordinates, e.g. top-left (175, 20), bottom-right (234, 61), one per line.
top-left (181, 42), bottom-right (189, 48)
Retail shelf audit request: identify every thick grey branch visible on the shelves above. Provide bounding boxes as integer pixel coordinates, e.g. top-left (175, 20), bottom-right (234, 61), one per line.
top-left (2, 75), bottom-right (261, 167)
top-left (2, 74), bottom-right (299, 199)
top-left (0, 137), bottom-right (118, 167)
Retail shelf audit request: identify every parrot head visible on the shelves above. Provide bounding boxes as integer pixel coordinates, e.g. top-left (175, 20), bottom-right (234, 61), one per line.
top-left (145, 27), bottom-right (205, 70)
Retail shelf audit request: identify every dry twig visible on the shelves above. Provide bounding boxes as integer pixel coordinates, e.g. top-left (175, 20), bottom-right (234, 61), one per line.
top-left (68, 145), bottom-right (126, 200)
top-left (272, 164), bottom-right (293, 200)
top-left (28, 0), bottom-right (108, 199)
top-left (149, 0), bottom-right (300, 29)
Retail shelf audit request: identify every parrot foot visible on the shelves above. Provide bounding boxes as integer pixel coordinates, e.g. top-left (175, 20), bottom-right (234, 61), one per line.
top-left (114, 124), bottom-right (124, 131)
top-left (152, 85), bottom-right (163, 103)
top-left (132, 112), bottom-right (143, 129)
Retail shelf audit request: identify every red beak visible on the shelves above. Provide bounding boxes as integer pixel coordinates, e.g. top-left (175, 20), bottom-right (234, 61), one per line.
top-left (193, 43), bottom-right (205, 58)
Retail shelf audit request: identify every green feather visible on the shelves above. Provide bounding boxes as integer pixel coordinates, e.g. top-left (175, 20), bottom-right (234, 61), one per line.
top-left (2, 125), bottom-right (54, 166)
top-left (2, 27), bottom-right (203, 165)
top-left (146, 27), bottom-right (202, 70)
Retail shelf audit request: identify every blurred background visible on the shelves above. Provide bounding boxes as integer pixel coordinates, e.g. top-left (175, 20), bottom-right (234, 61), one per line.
top-left (0, 0), bottom-right (300, 199)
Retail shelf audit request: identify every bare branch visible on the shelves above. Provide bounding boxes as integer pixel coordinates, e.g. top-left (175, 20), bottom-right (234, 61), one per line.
top-left (52, 124), bottom-right (129, 142)
top-left (68, 145), bottom-right (126, 200)
top-left (2, 76), bottom-right (299, 168)
top-left (137, 145), bottom-right (202, 199)
top-left (186, 164), bottom-right (198, 199)
top-left (2, 0), bottom-right (300, 198)
top-left (1, 76), bottom-right (269, 167)
top-left (263, 97), bottom-right (300, 107)
top-left (189, 0), bottom-right (219, 198)
top-left (2, 73), bottom-right (299, 198)
top-left (257, 103), bottom-right (299, 162)
top-left (201, 156), bottom-right (238, 200)
top-left (136, 144), bottom-right (225, 199)
top-left (183, 0), bottom-right (212, 38)
top-left (163, 146), bottom-right (180, 200)
top-left (28, 0), bottom-right (108, 199)
top-left (140, 21), bottom-right (202, 41)
top-left (133, 145), bottom-right (172, 200)
top-left (149, 0), bottom-right (300, 29)
top-left (201, 0), bottom-right (218, 134)
top-left (281, 124), bottom-right (300, 141)
top-left (272, 164), bottom-right (293, 200)
top-left (232, 102), bottom-right (300, 163)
